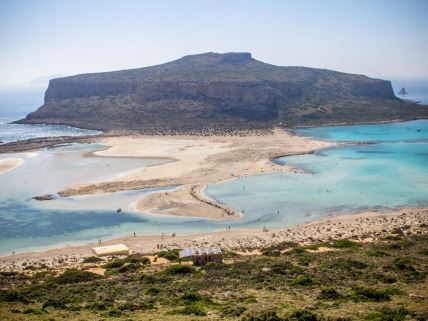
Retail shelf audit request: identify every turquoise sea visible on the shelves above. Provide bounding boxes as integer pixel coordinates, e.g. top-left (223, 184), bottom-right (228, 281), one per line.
top-left (207, 120), bottom-right (428, 228)
top-left (0, 119), bottom-right (427, 255)
top-left (0, 85), bottom-right (427, 255)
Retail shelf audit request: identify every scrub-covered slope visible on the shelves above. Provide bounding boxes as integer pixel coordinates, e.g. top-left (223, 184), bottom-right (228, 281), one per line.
top-left (17, 52), bottom-right (428, 131)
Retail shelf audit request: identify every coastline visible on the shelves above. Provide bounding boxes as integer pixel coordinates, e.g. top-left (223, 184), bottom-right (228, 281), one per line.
top-left (292, 116), bottom-right (428, 129)
top-left (1, 120), bottom-right (427, 265)
top-left (1, 207), bottom-right (426, 270)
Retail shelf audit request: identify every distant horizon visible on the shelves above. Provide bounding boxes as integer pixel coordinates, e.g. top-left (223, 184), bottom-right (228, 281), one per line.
top-left (1, 50), bottom-right (428, 94)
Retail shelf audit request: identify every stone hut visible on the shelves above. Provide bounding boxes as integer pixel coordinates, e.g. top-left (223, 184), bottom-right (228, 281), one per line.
top-left (179, 246), bottom-right (222, 266)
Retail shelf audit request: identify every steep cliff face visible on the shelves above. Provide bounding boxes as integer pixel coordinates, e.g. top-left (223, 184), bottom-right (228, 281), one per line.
top-left (17, 52), bottom-right (428, 131)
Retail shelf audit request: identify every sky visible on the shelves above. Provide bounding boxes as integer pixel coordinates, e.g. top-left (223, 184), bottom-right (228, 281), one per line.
top-left (1, 0), bottom-right (428, 90)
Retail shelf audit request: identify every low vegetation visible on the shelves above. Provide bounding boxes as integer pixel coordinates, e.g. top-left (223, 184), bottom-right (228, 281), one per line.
top-left (0, 235), bottom-right (427, 320)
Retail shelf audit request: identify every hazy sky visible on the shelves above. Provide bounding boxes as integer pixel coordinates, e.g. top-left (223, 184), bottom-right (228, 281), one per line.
top-left (1, 0), bottom-right (427, 89)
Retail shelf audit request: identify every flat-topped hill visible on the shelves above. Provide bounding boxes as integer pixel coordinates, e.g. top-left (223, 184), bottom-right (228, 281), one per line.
top-left (17, 52), bottom-right (428, 131)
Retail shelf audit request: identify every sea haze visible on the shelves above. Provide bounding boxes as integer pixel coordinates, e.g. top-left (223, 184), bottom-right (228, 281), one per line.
top-left (0, 90), bottom-right (100, 144)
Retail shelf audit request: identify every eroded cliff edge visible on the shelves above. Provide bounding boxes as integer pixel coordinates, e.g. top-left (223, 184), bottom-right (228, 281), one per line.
top-left (16, 52), bottom-right (428, 131)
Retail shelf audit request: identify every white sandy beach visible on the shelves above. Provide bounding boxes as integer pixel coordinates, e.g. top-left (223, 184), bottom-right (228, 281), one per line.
top-left (0, 158), bottom-right (23, 174)
top-left (60, 130), bottom-right (334, 219)
top-left (1, 207), bottom-right (426, 271)
top-left (0, 130), bottom-right (427, 270)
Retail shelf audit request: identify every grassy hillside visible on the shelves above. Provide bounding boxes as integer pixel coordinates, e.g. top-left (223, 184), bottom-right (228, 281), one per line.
top-left (1, 234), bottom-right (427, 320)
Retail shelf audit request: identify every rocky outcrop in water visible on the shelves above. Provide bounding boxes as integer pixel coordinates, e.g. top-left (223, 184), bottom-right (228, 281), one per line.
top-left (17, 52), bottom-right (428, 131)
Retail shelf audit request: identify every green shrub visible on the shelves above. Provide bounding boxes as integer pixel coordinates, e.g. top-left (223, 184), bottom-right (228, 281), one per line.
top-left (104, 254), bottom-right (150, 274)
top-left (23, 307), bottom-right (46, 315)
top-left (140, 257), bottom-right (151, 265)
top-left (179, 291), bottom-right (212, 306)
top-left (106, 307), bottom-right (122, 317)
top-left (262, 250), bottom-right (281, 257)
top-left (117, 262), bottom-right (141, 273)
top-left (157, 249), bottom-right (180, 261)
top-left (145, 287), bottom-right (161, 295)
top-left (42, 298), bottom-right (68, 309)
top-left (221, 304), bottom-right (247, 317)
top-left (365, 250), bottom-right (390, 257)
top-left (271, 261), bottom-right (303, 275)
top-left (82, 256), bottom-right (103, 263)
top-left (170, 304), bottom-right (206, 316)
top-left (180, 291), bottom-right (202, 302)
top-left (52, 269), bottom-right (101, 284)
top-left (117, 300), bottom-right (154, 311)
top-left (0, 290), bottom-right (29, 303)
top-left (297, 256), bottom-right (312, 266)
top-left (288, 247), bottom-right (307, 254)
top-left (365, 307), bottom-right (411, 321)
top-left (286, 308), bottom-right (319, 321)
top-left (242, 310), bottom-right (283, 321)
top-left (393, 258), bottom-right (415, 271)
top-left (240, 295), bottom-right (257, 304)
top-left (318, 287), bottom-right (341, 300)
top-left (224, 251), bottom-right (239, 258)
top-left (352, 286), bottom-right (393, 301)
top-left (203, 261), bottom-right (224, 270)
top-left (329, 239), bottom-right (359, 249)
top-left (124, 254), bottom-right (151, 265)
top-left (262, 241), bottom-right (298, 253)
top-left (0, 271), bottom-right (20, 277)
top-left (104, 259), bottom-right (125, 269)
top-left (329, 259), bottom-right (367, 270)
top-left (292, 275), bottom-right (314, 286)
top-left (373, 273), bottom-right (397, 284)
top-left (164, 264), bottom-right (194, 275)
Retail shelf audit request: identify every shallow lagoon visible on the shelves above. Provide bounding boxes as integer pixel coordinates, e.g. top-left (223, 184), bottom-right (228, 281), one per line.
top-left (1, 120), bottom-right (427, 255)
top-left (206, 119), bottom-right (428, 227)
top-left (0, 144), bottom-right (211, 254)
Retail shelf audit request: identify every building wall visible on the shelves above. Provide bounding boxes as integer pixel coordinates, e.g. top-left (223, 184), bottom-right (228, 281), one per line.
top-left (192, 254), bottom-right (222, 266)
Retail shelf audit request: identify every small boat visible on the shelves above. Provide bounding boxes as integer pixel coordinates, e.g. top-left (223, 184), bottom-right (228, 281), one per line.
top-left (116, 208), bottom-right (122, 213)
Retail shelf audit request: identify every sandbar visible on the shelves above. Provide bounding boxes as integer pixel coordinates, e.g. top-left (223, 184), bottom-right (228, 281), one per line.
top-left (59, 129), bottom-right (334, 219)
top-left (0, 158), bottom-right (23, 174)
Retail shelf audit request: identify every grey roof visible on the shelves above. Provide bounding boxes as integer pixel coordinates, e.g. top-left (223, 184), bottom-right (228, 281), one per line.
top-left (179, 246), bottom-right (222, 258)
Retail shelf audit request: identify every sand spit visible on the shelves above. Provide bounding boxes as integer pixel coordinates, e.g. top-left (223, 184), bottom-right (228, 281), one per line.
top-left (59, 130), bottom-right (334, 219)
top-left (0, 158), bottom-right (23, 174)
top-left (1, 208), bottom-right (426, 271)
